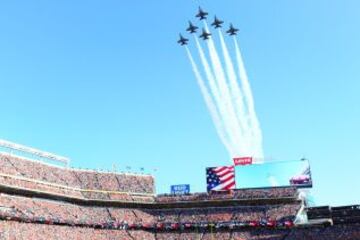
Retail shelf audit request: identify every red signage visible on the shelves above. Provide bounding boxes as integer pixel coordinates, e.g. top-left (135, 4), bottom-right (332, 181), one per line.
top-left (233, 157), bottom-right (253, 166)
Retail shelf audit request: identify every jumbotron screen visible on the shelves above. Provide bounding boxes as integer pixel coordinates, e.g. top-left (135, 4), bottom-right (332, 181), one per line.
top-left (235, 159), bottom-right (312, 189)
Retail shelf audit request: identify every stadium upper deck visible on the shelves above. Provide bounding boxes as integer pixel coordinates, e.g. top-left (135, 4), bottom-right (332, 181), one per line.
top-left (0, 153), bottom-right (301, 205)
top-left (0, 153), bottom-right (155, 202)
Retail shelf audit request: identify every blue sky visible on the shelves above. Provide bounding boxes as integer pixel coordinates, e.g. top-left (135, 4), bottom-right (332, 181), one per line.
top-left (0, 1), bottom-right (359, 206)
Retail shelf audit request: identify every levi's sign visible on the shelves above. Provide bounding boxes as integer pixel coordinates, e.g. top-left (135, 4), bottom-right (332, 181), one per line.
top-left (233, 157), bottom-right (253, 166)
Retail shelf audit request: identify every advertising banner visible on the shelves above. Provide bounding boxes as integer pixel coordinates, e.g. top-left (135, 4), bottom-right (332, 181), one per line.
top-left (233, 157), bottom-right (253, 166)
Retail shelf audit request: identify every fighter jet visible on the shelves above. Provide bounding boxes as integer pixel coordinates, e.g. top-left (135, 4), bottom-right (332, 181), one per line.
top-left (226, 24), bottom-right (239, 36)
top-left (199, 28), bottom-right (211, 40)
top-left (196, 7), bottom-right (208, 20)
top-left (186, 21), bottom-right (198, 34)
top-left (177, 34), bottom-right (189, 46)
top-left (211, 16), bottom-right (224, 29)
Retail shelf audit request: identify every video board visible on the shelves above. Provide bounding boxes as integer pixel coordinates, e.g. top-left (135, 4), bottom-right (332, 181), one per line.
top-left (235, 159), bottom-right (312, 189)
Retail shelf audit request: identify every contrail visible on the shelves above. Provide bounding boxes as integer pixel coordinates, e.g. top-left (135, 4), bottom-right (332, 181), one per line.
top-left (203, 22), bottom-right (246, 156)
top-left (194, 37), bottom-right (221, 113)
top-left (185, 46), bottom-right (235, 156)
top-left (218, 30), bottom-right (252, 154)
top-left (193, 36), bottom-right (238, 154)
top-left (233, 37), bottom-right (264, 159)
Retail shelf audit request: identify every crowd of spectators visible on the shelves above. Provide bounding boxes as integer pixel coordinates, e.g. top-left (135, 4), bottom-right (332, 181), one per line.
top-left (0, 154), bottom-right (301, 204)
top-left (283, 224), bottom-right (360, 240)
top-left (154, 225), bottom-right (360, 240)
top-left (156, 187), bottom-right (298, 203)
top-left (150, 204), bottom-right (300, 224)
top-left (0, 154), bottom-right (300, 205)
top-left (1, 153), bottom-right (359, 239)
top-left (0, 221), bottom-right (155, 240)
top-left (0, 192), bottom-right (300, 230)
top-left (307, 205), bottom-right (360, 225)
top-left (0, 192), bottom-right (154, 227)
top-left (1, 220), bottom-right (359, 240)
top-left (0, 154), bottom-right (155, 201)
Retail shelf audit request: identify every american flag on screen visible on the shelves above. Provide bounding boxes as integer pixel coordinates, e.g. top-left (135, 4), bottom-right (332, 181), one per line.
top-left (206, 166), bottom-right (235, 191)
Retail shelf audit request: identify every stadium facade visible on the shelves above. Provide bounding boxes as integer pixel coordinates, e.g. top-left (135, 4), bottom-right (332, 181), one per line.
top-left (0, 150), bottom-right (359, 239)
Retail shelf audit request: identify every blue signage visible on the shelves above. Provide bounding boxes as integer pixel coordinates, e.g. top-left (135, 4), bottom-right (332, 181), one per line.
top-left (170, 184), bottom-right (190, 195)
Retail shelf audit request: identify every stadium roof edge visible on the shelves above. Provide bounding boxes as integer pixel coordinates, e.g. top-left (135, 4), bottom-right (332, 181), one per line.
top-left (0, 139), bottom-right (69, 165)
top-left (0, 152), bottom-right (153, 178)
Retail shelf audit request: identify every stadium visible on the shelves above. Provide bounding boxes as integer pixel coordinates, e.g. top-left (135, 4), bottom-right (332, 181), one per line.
top-left (1, 1), bottom-right (360, 239)
top-left (0, 140), bottom-right (359, 239)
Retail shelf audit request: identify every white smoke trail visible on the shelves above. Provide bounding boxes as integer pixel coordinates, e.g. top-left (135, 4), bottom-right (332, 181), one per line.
top-left (194, 37), bottom-right (221, 112)
top-left (185, 46), bottom-right (235, 156)
top-left (193, 36), bottom-right (238, 154)
top-left (203, 23), bottom-right (246, 157)
top-left (233, 37), bottom-right (264, 159)
top-left (218, 30), bottom-right (253, 155)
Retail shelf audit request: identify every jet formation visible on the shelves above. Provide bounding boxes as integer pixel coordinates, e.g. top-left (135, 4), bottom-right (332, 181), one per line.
top-left (195, 7), bottom-right (208, 20)
top-left (199, 28), bottom-right (211, 40)
top-left (211, 16), bottom-right (224, 29)
top-left (186, 21), bottom-right (198, 34)
top-left (226, 24), bottom-right (239, 36)
top-left (177, 34), bottom-right (189, 46)
top-left (178, 7), bottom-right (239, 45)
